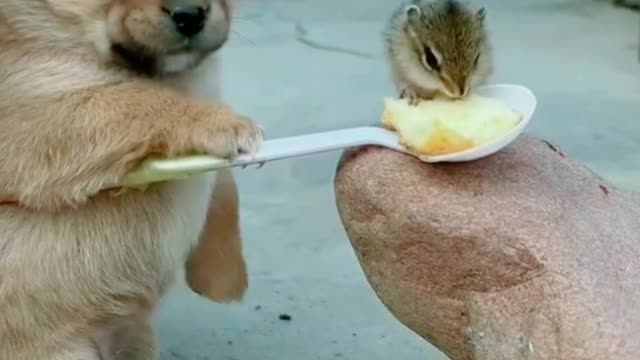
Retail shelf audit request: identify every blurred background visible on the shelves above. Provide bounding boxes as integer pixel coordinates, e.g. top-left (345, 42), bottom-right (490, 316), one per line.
top-left (156, 1), bottom-right (640, 359)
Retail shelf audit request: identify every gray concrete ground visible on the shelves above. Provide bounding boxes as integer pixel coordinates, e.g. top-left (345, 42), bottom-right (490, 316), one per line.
top-left (155, 1), bottom-right (640, 359)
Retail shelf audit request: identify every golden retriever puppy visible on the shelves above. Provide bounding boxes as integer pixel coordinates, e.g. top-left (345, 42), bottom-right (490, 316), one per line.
top-left (0, 0), bottom-right (261, 358)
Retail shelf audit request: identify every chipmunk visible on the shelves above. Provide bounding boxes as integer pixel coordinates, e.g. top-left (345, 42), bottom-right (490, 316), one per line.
top-left (384, 0), bottom-right (493, 105)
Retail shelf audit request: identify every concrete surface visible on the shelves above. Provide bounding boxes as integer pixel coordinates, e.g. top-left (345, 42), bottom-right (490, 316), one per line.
top-left (156, 1), bottom-right (640, 359)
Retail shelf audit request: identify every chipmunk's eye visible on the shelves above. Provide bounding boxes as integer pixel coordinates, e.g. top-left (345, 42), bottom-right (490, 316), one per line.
top-left (422, 46), bottom-right (441, 72)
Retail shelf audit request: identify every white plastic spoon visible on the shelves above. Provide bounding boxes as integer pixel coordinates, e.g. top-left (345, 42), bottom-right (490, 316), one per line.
top-left (122, 83), bottom-right (536, 187)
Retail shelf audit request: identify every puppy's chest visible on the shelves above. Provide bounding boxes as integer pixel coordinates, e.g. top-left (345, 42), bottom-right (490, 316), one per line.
top-left (71, 175), bottom-right (216, 289)
top-left (148, 174), bottom-right (217, 263)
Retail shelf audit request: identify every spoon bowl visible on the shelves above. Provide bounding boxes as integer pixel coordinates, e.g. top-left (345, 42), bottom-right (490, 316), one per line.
top-left (417, 83), bottom-right (536, 163)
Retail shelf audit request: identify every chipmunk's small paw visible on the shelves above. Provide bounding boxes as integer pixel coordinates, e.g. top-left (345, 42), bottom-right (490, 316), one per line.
top-left (400, 88), bottom-right (421, 106)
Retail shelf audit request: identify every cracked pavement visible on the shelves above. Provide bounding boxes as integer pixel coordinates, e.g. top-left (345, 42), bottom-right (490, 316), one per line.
top-left (156, 1), bottom-right (640, 359)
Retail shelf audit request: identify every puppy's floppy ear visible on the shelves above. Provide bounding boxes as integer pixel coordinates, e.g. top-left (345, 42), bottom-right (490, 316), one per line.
top-left (45, 0), bottom-right (109, 18)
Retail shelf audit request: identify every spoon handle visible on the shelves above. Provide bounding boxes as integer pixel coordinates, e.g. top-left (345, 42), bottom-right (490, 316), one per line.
top-left (234, 126), bottom-right (396, 165)
top-left (122, 126), bottom-right (398, 186)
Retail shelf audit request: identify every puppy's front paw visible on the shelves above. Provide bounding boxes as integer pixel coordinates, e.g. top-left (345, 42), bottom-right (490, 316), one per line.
top-left (199, 114), bottom-right (263, 159)
top-left (230, 115), bottom-right (264, 158)
top-left (167, 107), bottom-right (264, 160)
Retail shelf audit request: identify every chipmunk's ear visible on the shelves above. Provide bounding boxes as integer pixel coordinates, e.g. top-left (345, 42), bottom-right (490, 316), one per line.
top-left (475, 7), bottom-right (487, 23)
top-left (404, 4), bottom-right (422, 27)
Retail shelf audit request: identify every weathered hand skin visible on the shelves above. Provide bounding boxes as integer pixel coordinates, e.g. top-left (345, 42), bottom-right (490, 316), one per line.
top-left (334, 135), bottom-right (640, 360)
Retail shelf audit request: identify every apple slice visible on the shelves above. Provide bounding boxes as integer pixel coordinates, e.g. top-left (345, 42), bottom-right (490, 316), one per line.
top-left (381, 95), bottom-right (522, 156)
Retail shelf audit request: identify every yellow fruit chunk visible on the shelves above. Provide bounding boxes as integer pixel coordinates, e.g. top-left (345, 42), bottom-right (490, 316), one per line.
top-left (381, 95), bottom-right (522, 156)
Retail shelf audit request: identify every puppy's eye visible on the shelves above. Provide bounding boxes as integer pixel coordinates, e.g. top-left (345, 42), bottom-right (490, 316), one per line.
top-left (422, 46), bottom-right (441, 71)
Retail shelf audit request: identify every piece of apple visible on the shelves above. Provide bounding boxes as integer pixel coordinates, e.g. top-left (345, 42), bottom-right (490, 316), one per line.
top-left (381, 95), bottom-right (522, 156)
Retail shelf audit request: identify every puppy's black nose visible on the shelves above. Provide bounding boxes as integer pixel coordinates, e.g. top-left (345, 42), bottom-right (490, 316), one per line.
top-left (170, 6), bottom-right (206, 37)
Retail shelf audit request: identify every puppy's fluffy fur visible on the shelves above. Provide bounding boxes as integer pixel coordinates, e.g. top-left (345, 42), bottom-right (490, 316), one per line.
top-left (0, 0), bottom-right (261, 358)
